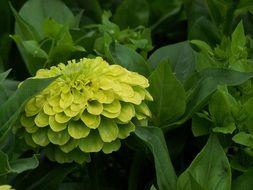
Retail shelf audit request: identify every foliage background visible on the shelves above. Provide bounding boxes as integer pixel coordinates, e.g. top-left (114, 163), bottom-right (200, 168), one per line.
top-left (1, 0), bottom-right (253, 190)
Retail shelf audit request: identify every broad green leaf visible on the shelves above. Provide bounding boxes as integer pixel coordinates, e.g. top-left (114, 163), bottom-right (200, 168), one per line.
top-left (0, 151), bottom-right (39, 176)
top-left (17, 0), bottom-right (75, 38)
top-left (188, 17), bottom-right (221, 46)
top-left (148, 61), bottom-right (186, 125)
top-left (232, 171), bottom-right (253, 190)
top-left (11, 34), bottom-right (46, 75)
top-left (208, 86), bottom-right (238, 134)
top-left (14, 162), bottom-right (76, 190)
top-left (168, 69), bottom-right (253, 128)
top-left (108, 43), bottom-right (150, 76)
top-left (9, 2), bottom-right (40, 41)
top-left (0, 77), bottom-right (56, 139)
top-left (235, 0), bottom-right (253, 15)
top-left (191, 114), bottom-right (212, 137)
top-left (177, 134), bottom-right (231, 190)
top-left (232, 132), bottom-right (253, 148)
top-left (148, 41), bottom-right (196, 81)
top-left (135, 126), bottom-right (177, 190)
top-left (113, 0), bottom-right (149, 28)
top-left (22, 40), bottom-right (48, 59)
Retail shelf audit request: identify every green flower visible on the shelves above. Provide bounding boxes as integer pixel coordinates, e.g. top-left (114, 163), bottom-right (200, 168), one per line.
top-left (0, 185), bottom-right (14, 190)
top-left (20, 57), bottom-right (152, 164)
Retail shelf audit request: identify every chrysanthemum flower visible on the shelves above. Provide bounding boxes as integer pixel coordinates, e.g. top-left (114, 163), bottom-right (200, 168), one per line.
top-left (20, 57), bottom-right (152, 164)
top-left (0, 185), bottom-right (14, 190)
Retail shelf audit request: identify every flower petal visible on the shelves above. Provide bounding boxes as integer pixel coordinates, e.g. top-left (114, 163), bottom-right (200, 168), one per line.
top-left (118, 122), bottom-right (135, 139)
top-left (79, 130), bottom-right (103, 153)
top-left (32, 128), bottom-right (50, 146)
top-left (49, 116), bottom-right (67, 132)
top-left (98, 119), bottom-right (119, 142)
top-left (68, 120), bottom-right (90, 139)
top-left (87, 100), bottom-right (103, 115)
top-left (48, 129), bottom-right (70, 145)
top-left (34, 111), bottom-right (49, 127)
top-left (80, 111), bottom-right (100, 129)
top-left (102, 139), bottom-right (121, 154)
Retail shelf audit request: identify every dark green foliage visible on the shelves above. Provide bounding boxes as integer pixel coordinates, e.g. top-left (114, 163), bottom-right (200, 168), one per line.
top-left (1, 0), bottom-right (253, 189)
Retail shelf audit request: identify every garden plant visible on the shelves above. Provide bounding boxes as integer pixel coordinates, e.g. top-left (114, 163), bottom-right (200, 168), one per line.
top-left (1, 0), bottom-right (253, 189)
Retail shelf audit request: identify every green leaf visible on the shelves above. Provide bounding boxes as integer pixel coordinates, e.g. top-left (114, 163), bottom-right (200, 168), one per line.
top-left (0, 151), bottom-right (39, 176)
top-left (148, 61), bottom-right (186, 125)
top-left (134, 126), bottom-right (177, 190)
top-left (150, 185), bottom-right (158, 190)
top-left (231, 21), bottom-right (246, 53)
top-left (9, 2), bottom-right (40, 41)
top-left (148, 41), bottom-right (196, 81)
top-left (177, 134), bottom-right (231, 190)
top-left (170, 69), bottom-right (253, 128)
top-left (232, 132), bottom-right (253, 148)
top-left (108, 43), bottom-right (150, 76)
top-left (22, 40), bottom-right (48, 59)
top-left (232, 171), bottom-right (253, 190)
top-left (113, 0), bottom-right (149, 28)
top-left (191, 114), bottom-right (212, 137)
top-left (208, 86), bottom-right (238, 134)
top-left (0, 69), bottom-right (11, 83)
top-left (188, 17), bottom-right (221, 46)
top-left (17, 0), bottom-right (75, 38)
top-left (13, 162), bottom-right (76, 190)
top-left (0, 77), bottom-right (57, 139)
top-left (11, 34), bottom-right (46, 75)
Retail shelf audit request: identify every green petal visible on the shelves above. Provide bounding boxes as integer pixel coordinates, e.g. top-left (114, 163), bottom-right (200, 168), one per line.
top-left (102, 139), bottom-right (121, 154)
top-left (79, 130), bottom-right (103, 153)
top-left (103, 90), bottom-right (115, 104)
top-left (24, 133), bottom-right (38, 148)
top-left (25, 98), bottom-right (40, 116)
top-left (133, 86), bottom-right (146, 99)
top-left (52, 105), bottom-right (64, 113)
top-left (103, 100), bottom-right (121, 113)
top-left (48, 129), bottom-right (70, 145)
top-left (34, 111), bottom-right (49, 127)
top-left (68, 120), bottom-right (90, 139)
top-left (64, 107), bottom-right (79, 117)
top-left (80, 111), bottom-right (100, 129)
top-left (94, 90), bottom-right (106, 103)
top-left (87, 100), bottom-right (103, 115)
top-left (101, 110), bottom-right (120, 118)
top-left (123, 91), bottom-right (142, 105)
top-left (60, 140), bottom-right (78, 153)
top-left (144, 89), bottom-right (153, 101)
top-left (43, 102), bottom-right (55, 115)
top-left (117, 103), bottom-right (135, 123)
top-left (49, 116), bottom-right (67, 132)
top-left (98, 119), bottom-right (119, 142)
top-left (71, 149), bottom-right (91, 164)
top-left (135, 112), bottom-right (147, 120)
top-left (32, 128), bottom-right (50, 146)
top-left (118, 122), bottom-right (135, 139)
top-left (99, 78), bottom-right (114, 90)
top-left (115, 83), bottom-right (134, 98)
top-left (54, 148), bottom-right (73, 164)
top-left (70, 103), bottom-right (84, 112)
top-left (47, 95), bottom-right (60, 107)
top-left (60, 92), bottom-right (74, 109)
top-left (135, 102), bottom-right (151, 117)
top-left (55, 112), bottom-right (71, 123)
top-left (35, 95), bottom-right (46, 108)
top-left (20, 113), bottom-right (35, 127)
top-left (25, 125), bottom-right (39, 133)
